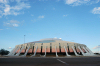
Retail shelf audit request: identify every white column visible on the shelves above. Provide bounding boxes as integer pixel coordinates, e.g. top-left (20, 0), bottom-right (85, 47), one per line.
top-left (85, 47), bottom-right (94, 55)
top-left (7, 47), bottom-right (16, 56)
top-left (11, 47), bottom-right (20, 56)
top-left (64, 46), bottom-right (70, 56)
top-left (72, 46), bottom-right (80, 56)
top-left (55, 46), bottom-right (58, 57)
top-left (15, 46), bottom-right (24, 56)
top-left (21, 46), bottom-right (30, 57)
top-left (78, 46), bottom-right (86, 56)
top-left (44, 46), bottom-right (47, 57)
top-left (83, 47), bottom-right (92, 56)
top-left (83, 47), bottom-right (90, 54)
top-left (31, 46), bottom-right (38, 57)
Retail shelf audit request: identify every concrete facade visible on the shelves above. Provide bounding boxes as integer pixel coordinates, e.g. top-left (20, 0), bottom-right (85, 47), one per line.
top-left (7, 38), bottom-right (95, 57)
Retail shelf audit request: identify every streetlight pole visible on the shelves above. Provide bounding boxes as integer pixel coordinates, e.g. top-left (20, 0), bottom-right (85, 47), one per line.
top-left (24, 35), bottom-right (26, 49)
top-left (24, 35), bottom-right (25, 44)
top-left (98, 45), bottom-right (100, 53)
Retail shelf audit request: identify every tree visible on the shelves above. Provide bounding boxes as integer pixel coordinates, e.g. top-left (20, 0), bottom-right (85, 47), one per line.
top-left (0, 49), bottom-right (10, 55)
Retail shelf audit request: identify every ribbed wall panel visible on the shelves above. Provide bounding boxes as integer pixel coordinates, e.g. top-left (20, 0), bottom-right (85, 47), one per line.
top-left (16, 49), bottom-right (20, 53)
top-left (76, 48), bottom-right (81, 52)
top-left (21, 49), bottom-right (25, 53)
top-left (69, 48), bottom-right (74, 52)
top-left (28, 49), bottom-right (33, 53)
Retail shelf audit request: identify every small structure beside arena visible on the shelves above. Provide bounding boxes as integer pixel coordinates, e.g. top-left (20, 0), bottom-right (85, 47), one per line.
top-left (7, 38), bottom-right (95, 57)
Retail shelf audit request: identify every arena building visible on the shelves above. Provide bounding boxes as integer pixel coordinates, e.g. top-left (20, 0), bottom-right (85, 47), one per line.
top-left (7, 38), bottom-right (95, 57)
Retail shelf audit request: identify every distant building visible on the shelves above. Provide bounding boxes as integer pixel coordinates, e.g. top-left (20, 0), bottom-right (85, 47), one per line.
top-left (7, 38), bottom-right (95, 57)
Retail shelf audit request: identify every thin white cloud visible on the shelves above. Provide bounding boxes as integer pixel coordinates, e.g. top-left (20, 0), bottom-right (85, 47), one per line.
top-left (4, 5), bottom-right (10, 13)
top-left (63, 15), bottom-right (67, 17)
top-left (10, 0), bottom-right (14, 2)
top-left (8, 47), bottom-right (12, 49)
top-left (38, 15), bottom-right (44, 18)
top-left (12, 24), bottom-right (18, 27)
top-left (10, 20), bottom-right (19, 23)
top-left (31, 19), bottom-right (36, 22)
top-left (54, 37), bottom-right (62, 40)
top-left (64, 0), bottom-right (100, 6)
top-left (39, 0), bottom-right (48, 1)
top-left (0, 29), bottom-right (3, 30)
top-left (4, 20), bottom-right (20, 27)
top-left (0, 0), bottom-right (31, 17)
top-left (59, 38), bottom-right (62, 39)
top-left (65, 0), bottom-right (78, 4)
top-left (93, 45), bottom-right (100, 49)
top-left (54, 37), bottom-right (57, 38)
top-left (56, 0), bottom-right (60, 2)
top-left (6, 28), bottom-right (9, 29)
top-left (11, 2), bottom-right (30, 10)
top-left (0, 10), bottom-right (3, 18)
top-left (0, 16), bottom-right (2, 18)
top-left (31, 15), bottom-right (45, 22)
top-left (0, 0), bottom-right (8, 4)
top-left (53, 7), bottom-right (55, 10)
top-left (31, 14), bottom-right (34, 16)
top-left (92, 51), bottom-right (100, 53)
top-left (92, 7), bottom-right (100, 14)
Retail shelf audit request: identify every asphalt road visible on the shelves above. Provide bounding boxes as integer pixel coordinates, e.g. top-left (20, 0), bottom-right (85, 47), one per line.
top-left (0, 57), bottom-right (100, 66)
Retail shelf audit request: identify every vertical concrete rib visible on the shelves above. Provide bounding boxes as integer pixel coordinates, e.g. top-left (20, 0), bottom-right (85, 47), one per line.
top-left (64, 46), bottom-right (70, 56)
top-left (42, 43), bottom-right (50, 53)
top-left (31, 46), bottom-right (38, 57)
top-left (7, 47), bottom-right (16, 56)
top-left (78, 46), bottom-right (86, 56)
top-left (69, 43), bottom-right (74, 53)
top-left (55, 46), bottom-right (58, 57)
top-left (12, 47), bottom-right (20, 56)
top-left (72, 46), bottom-right (80, 56)
top-left (83, 47), bottom-right (90, 54)
top-left (85, 47), bottom-right (94, 55)
top-left (44, 46), bottom-right (47, 57)
top-left (67, 43), bottom-right (69, 52)
top-left (21, 46), bottom-right (30, 57)
top-left (15, 46), bottom-right (24, 56)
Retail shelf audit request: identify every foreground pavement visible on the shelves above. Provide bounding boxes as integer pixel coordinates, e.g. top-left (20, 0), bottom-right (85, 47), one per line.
top-left (0, 56), bottom-right (100, 66)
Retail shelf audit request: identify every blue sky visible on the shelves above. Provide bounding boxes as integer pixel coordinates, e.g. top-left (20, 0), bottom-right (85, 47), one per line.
top-left (0, 0), bottom-right (100, 52)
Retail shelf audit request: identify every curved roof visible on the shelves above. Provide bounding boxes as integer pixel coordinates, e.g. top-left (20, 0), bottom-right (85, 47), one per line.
top-left (40, 38), bottom-right (62, 41)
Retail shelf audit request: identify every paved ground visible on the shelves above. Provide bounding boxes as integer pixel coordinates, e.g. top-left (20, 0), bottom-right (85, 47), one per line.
top-left (0, 56), bottom-right (100, 66)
